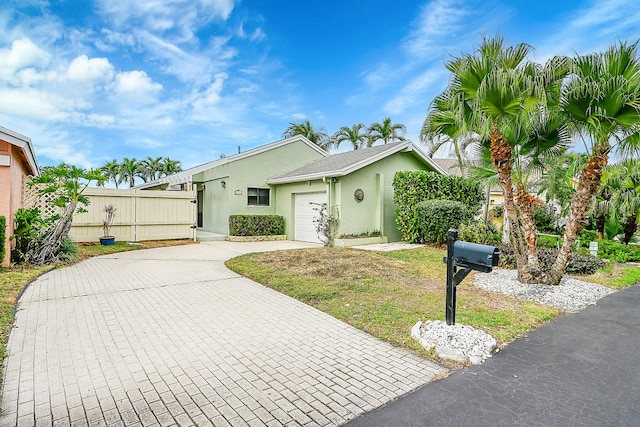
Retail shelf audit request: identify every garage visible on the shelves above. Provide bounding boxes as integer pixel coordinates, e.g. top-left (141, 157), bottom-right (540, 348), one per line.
top-left (294, 192), bottom-right (327, 243)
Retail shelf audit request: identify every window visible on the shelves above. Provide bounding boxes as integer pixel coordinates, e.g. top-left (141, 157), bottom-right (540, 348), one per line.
top-left (248, 188), bottom-right (270, 206)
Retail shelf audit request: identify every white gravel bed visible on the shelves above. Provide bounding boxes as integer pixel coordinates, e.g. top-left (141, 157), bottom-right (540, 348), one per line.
top-left (412, 269), bottom-right (616, 364)
top-left (472, 268), bottom-right (615, 312)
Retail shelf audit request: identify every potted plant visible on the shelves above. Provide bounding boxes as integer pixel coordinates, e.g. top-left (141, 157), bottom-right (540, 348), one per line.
top-left (99, 204), bottom-right (117, 245)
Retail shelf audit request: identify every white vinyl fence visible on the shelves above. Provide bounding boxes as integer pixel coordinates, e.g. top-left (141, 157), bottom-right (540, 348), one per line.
top-left (67, 188), bottom-right (196, 242)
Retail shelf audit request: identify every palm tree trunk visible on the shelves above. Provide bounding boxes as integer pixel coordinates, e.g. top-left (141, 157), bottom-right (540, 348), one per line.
top-left (32, 201), bottom-right (77, 265)
top-left (515, 186), bottom-right (542, 278)
top-left (623, 214), bottom-right (637, 245)
top-left (489, 125), bottom-right (533, 283)
top-left (596, 214), bottom-right (605, 240)
top-left (547, 153), bottom-right (608, 285)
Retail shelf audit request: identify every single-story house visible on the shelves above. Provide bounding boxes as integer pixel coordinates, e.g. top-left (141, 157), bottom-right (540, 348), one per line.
top-left (139, 136), bottom-right (446, 243)
top-left (0, 126), bottom-right (40, 266)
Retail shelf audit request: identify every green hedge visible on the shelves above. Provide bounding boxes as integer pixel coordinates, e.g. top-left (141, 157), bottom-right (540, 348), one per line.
top-left (416, 200), bottom-right (466, 244)
top-left (393, 170), bottom-right (484, 243)
top-left (0, 216), bottom-right (5, 263)
top-left (229, 215), bottom-right (285, 236)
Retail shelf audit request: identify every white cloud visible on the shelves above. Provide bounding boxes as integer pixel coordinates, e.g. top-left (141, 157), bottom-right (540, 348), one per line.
top-left (403, 0), bottom-right (470, 57)
top-left (384, 68), bottom-right (446, 115)
top-left (96, 0), bottom-right (237, 40)
top-left (67, 54), bottom-right (114, 84)
top-left (114, 70), bottom-right (162, 98)
top-left (0, 38), bottom-right (49, 82)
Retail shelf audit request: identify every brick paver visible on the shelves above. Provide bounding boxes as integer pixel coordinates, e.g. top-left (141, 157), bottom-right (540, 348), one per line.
top-left (1, 241), bottom-right (446, 426)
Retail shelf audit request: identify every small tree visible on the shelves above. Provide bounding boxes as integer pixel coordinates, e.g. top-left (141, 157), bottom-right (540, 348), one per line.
top-left (102, 205), bottom-right (117, 237)
top-left (312, 202), bottom-right (340, 247)
top-left (26, 164), bottom-right (105, 265)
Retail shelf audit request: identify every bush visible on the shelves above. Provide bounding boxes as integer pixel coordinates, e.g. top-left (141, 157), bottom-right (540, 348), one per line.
top-left (416, 200), bottom-right (466, 244)
top-left (228, 215), bottom-right (285, 237)
top-left (394, 170), bottom-right (484, 243)
top-left (11, 208), bottom-right (50, 264)
top-left (458, 221), bottom-right (501, 245)
top-left (498, 246), bottom-right (606, 275)
top-left (578, 229), bottom-right (597, 248)
top-left (596, 239), bottom-right (640, 263)
top-left (0, 216), bottom-right (5, 263)
top-left (533, 205), bottom-right (559, 234)
top-left (58, 238), bottom-right (78, 263)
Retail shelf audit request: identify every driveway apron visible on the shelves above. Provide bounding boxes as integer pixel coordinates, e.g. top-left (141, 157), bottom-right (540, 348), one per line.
top-left (0, 241), bottom-right (445, 427)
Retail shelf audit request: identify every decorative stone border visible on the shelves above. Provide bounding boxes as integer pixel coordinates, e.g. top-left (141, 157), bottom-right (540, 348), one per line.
top-left (226, 235), bottom-right (287, 242)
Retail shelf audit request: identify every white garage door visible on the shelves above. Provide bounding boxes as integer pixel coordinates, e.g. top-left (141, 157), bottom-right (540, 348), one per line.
top-left (295, 192), bottom-right (327, 243)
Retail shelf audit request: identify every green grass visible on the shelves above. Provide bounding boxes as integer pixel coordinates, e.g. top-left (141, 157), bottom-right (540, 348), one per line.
top-left (226, 247), bottom-right (561, 366)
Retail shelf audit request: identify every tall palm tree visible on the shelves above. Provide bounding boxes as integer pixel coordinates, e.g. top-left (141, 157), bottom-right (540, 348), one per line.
top-left (548, 41), bottom-right (640, 284)
top-left (332, 123), bottom-right (368, 150)
top-left (428, 35), bottom-right (570, 283)
top-left (141, 156), bottom-right (164, 182)
top-left (101, 159), bottom-right (123, 189)
top-left (368, 117), bottom-right (407, 146)
top-left (161, 157), bottom-right (182, 177)
top-left (120, 157), bottom-right (140, 188)
top-left (283, 120), bottom-right (330, 150)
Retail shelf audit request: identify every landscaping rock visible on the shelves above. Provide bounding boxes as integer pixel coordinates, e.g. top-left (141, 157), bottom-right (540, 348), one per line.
top-left (411, 320), bottom-right (497, 365)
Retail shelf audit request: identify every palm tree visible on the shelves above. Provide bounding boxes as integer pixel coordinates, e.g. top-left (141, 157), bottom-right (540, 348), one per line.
top-left (283, 120), bottom-right (330, 150)
top-left (547, 41), bottom-right (640, 285)
top-left (120, 157), bottom-right (140, 188)
top-left (161, 157), bottom-right (182, 177)
top-left (141, 156), bottom-right (164, 182)
top-left (603, 160), bottom-right (640, 244)
top-left (101, 159), bottom-right (123, 189)
top-left (332, 123), bottom-right (368, 150)
top-left (428, 35), bottom-right (570, 283)
top-left (368, 117), bottom-right (407, 146)
top-left (421, 88), bottom-right (478, 175)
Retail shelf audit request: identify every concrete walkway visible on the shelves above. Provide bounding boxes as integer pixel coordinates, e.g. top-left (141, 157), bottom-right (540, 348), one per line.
top-left (0, 241), bottom-right (446, 427)
top-left (347, 283), bottom-right (640, 426)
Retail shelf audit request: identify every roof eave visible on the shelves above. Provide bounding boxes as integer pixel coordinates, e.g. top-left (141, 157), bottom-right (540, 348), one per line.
top-left (0, 126), bottom-right (39, 176)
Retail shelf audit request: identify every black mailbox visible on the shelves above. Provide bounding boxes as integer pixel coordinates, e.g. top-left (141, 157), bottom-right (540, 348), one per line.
top-left (452, 241), bottom-right (500, 273)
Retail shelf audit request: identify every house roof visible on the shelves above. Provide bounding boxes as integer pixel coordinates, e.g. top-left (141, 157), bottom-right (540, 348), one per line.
top-left (0, 126), bottom-right (39, 175)
top-left (134, 135), bottom-right (327, 189)
top-left (267, 141), bottom-right (447, 184)
top-left (431, 158), bottom-right (467, 177)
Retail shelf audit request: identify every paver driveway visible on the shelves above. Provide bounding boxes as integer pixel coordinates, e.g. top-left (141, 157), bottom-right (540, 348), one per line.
top-left (0, 241), bottom-right (446, 427)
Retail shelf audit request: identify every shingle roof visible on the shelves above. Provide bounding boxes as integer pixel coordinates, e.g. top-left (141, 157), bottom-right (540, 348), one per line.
top-left (267, 141), bottom-right (446, 184)
top-left (431, 158), bottom-right (466, 177)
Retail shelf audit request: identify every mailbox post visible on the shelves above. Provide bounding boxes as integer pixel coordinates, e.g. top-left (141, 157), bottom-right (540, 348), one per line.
top-left (444, 229), bottom-right (500, 325)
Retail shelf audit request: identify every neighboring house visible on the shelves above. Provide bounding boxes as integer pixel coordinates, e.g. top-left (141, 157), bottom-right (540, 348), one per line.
top-left (141, 136), bottom-right (446, 244)
top-left (0, 126), bottom-right (39, 266)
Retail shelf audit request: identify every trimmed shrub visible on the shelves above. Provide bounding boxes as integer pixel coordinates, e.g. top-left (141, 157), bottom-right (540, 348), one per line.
top-left (394, 170), bottom-right (484, 243)
top-left (499, 246), bottom-right (606, 275)
top-left (596, 239), bottom-right (640, 263)
top-left (416, 200), bottom-right (466, 244)
top-left (0, 216), bottom-right (5, 263)
top-left (458, 221), bottom-right (501, 245)
top-left (229, 215), bottom-right (285, 237)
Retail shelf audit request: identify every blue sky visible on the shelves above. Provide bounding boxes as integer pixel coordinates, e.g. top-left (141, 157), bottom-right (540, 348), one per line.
top-left (1, 0), bottom-right (639, 174)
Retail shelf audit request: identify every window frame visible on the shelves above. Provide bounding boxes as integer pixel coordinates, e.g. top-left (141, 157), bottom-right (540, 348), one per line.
top-left (247, 187), bottom-right (270, 206)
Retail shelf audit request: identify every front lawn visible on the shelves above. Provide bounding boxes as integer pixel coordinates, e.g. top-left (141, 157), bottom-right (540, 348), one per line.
top-left (226, 246), bottom-right (562, 364)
